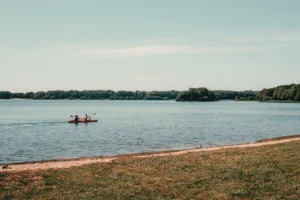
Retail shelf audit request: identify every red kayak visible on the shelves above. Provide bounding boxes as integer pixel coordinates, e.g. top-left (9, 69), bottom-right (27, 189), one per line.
top-left (68, 119), bottom-right (98, 123)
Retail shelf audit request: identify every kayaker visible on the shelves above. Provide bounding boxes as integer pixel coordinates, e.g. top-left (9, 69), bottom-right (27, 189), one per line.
top-left (83, 114), bottom-right (90, 122)
top-left (68, 114), bottom-right (98, 123)
top-left (74, 115), bottom-right (80, 122)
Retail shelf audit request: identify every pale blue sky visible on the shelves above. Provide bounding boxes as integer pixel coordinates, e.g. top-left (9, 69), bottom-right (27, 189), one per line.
top-left (1, 0), bottom-right (300, 92)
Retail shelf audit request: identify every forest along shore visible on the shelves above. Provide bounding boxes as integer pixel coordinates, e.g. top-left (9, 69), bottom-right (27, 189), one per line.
top-left (2, 83), bottom-right (300, 102)
top-left (1, 134), bottom-right (300, 172)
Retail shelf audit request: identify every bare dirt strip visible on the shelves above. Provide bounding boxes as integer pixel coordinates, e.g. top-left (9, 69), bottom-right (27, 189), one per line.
top-left (1, 134), bottom-right (300, 172)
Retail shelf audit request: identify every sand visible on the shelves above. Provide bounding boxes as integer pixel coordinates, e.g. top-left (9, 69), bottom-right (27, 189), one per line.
top-left (1, 135), bottom-right (300, 172)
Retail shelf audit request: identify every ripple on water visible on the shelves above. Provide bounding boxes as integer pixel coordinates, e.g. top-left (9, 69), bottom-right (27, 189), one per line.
top-left (0, 100), bottom-right (300, 164)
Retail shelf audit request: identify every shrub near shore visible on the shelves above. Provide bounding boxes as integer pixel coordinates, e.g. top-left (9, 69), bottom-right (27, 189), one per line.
top-left (1, 140), bottom-right (300, 199)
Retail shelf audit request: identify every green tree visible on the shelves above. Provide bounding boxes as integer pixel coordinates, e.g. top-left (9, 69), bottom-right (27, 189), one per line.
top-left (176, 88), bottom-right (216, 102)
top-left (33, 92), bottom-right (46, 99)
top-left (0, 91), bottom-right (12, 99)
top-left (24, 92), bottom-right (34, 98)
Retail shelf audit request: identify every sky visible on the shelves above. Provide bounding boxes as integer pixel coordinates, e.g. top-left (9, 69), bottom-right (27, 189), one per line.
top-left (1, 0), bottom-right (300, 92)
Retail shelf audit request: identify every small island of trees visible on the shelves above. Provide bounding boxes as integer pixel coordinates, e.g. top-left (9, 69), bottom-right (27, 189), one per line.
top-left (175, 88), bottom-right (217, 102)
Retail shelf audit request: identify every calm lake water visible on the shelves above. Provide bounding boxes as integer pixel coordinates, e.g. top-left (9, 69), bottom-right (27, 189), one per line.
top-left (0, 100), bottom-right (299, 164)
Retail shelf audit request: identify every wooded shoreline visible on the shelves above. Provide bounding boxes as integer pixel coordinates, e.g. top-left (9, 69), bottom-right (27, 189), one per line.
top-left (1, 83), bottom-right (300, 102)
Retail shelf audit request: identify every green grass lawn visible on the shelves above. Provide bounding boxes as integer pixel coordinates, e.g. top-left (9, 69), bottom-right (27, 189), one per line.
top-left (1, 140), bottom-right (300, 200)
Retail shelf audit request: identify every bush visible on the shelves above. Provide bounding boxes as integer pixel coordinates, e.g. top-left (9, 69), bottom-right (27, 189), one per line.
top-left (263, 96), bottom-right (271, 101)
top-left (247, 96), bottom-right (256, 100)
top-left (143, 96), bottom-right (163, 100)
top-left (50, 96), bottom-right (58, 100)
top-left (80, 96), bottom-right (88, 100)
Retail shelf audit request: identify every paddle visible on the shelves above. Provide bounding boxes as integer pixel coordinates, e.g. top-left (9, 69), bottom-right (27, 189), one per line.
top-left (70, 113), bottom-right (96, 118)
top-left (87, 113), bottom-right (96, 119)
top-left (69, 115), bottom-right (81, 118)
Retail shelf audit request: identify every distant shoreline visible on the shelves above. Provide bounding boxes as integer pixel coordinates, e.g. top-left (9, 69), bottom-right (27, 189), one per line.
top-left (5, 98), bottom-right (300, 103)
top-left (11, 98), bottom-right (29, 100)
top-left (258, 100), bottom-right (300, 103)
top-left (2, 83), bottom-right (300, 102)
top-left (7, 98), bottom-right (174, 101)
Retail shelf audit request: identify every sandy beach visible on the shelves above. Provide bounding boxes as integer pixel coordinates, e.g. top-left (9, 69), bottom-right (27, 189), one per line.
top-left (1, 134), bottom-right (299, 172)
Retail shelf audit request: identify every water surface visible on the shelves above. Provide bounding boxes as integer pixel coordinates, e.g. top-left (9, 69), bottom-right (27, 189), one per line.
top-left (0, 100), bottom-right (299, 164)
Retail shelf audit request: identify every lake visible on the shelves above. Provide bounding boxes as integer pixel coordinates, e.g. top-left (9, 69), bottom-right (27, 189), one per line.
top-left (0, 100), bottom-right (299, 164)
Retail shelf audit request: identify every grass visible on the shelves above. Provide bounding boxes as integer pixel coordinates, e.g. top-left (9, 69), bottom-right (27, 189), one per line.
top-left (1, 140), bottom-right (300, 199)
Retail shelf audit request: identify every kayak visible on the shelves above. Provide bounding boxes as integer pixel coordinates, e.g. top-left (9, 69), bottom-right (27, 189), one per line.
top-left (68, 119), bottom-right (98, 123)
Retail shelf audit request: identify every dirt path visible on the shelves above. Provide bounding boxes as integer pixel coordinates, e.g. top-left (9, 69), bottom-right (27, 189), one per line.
top-left (1, 136), bottom-right (300, 172)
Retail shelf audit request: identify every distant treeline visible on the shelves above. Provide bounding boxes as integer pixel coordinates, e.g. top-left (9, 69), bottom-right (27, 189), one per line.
top-left (0, 90), bottom-right (178, 100)
top-left (257, 83), bottom-right (300, 101)
top-left (175, 88), bottom-right (258, 102)
top-left (1, 84), bottom-right (299, 102)
top-left (0, 89), bottom-right (261, 101)
top-left (214, 90), bottom-right (258, 101)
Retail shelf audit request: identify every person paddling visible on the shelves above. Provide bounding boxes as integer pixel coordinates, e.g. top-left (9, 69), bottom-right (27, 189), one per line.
top-left (70, 115), bottom-right (81, 122)
top-left (83, 114), bottom-right (90, 122)
top-left (69, 113), bottom-right (96, 123)
top-left (74, 115), bottom-right (80, 122)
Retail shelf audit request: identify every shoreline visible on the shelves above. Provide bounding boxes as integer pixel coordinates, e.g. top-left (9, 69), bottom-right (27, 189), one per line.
top-left (5, 98), bottom-right (300, 103)
top-left (5, 98), bottom-right (300, 104)
top-left (1, 134), bottom-right (300, 172)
